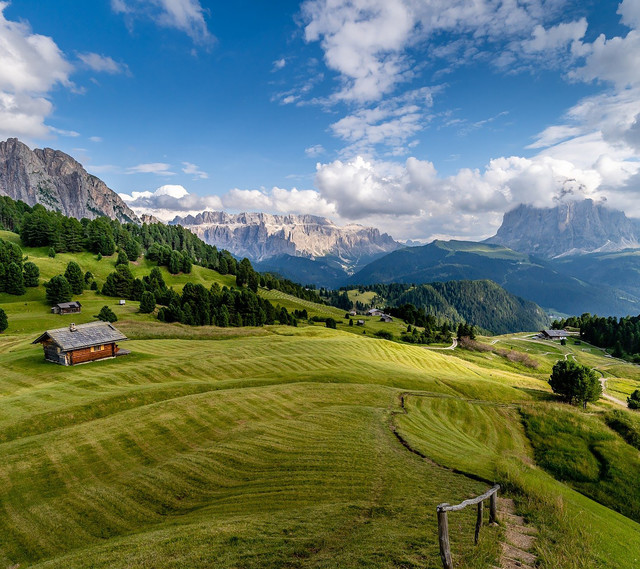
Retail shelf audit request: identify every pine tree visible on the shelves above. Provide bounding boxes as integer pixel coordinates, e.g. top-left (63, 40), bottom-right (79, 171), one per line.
top-left (139, 291), bottom-right (156, 314)
top-left (64, 261), bottom-right (84, 295)
top-left (5, 262), bottom-right (25, 295)
top-left (45, 275), bottom-right (72, 305)
top-left (168, 250), bottom-right (181, 274)
top-left (115, 249), bottom-right (129, 266)
top-left (23, 262), bottom-right (40, 287)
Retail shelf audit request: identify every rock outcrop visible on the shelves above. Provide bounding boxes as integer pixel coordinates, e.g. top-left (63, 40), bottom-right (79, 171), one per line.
top-left (0, 138), bottom-right (139, 223)
top-left (171, 211), bottom-right (401, 271)
top-left (486, 200), bottom-right (640, 258)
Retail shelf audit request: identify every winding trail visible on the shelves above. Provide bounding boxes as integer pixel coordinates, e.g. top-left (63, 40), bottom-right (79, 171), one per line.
top-left (422, 338), bottom-right (458, 351)
top-left (593, 370), bottom-right (627, 406)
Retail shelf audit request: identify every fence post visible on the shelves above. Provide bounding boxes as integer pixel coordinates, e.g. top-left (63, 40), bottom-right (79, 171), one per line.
top-left (489, 490), bottom-right (498, 524)
top-left (474, 500), bottom-right (483, 544)
top-left (437, 506), bottom-right (453, 569)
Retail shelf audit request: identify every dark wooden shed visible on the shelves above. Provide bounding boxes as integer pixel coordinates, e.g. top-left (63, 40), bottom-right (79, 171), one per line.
top-left (32, 322), bottom-right (129, 366)
top-left (51, 301), bottom-right (82, 315)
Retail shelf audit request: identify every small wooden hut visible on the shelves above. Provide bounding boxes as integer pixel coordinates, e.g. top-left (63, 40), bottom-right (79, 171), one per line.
top-left (51, 301), bottom-right (82, 315)
top-left (32, 322), bottom-right (129, 365)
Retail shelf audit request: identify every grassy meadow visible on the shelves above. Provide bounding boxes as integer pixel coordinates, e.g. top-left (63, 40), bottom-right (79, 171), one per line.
top-left (2, 231), bottom-right (640, 568)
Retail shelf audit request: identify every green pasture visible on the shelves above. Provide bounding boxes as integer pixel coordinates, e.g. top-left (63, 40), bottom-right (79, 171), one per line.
top-left (2, 231), bottom-right (640, 568)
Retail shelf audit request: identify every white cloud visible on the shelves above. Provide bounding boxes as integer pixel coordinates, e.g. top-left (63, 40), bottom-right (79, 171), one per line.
top-left (272, 58), bottom-right (286, 71)
top-left (126, 162), bottom-right (176, 176)
top-left (0, 2), bottom-right (74, 140)
top-left (305, 144), bottom-right (325, 157)
top-left (182, 161), bottom-right (208, 179)
top-left (112, 0), bottom-right (213, 46)
top-left (78, 53), bottom-right (129, 75)
top-left (120, 184), bottom-right (223, 221)
top-left (89, 136), bottom-right (103, 143)
top-left (49, 127), bottom-right (80, 137)
top-left (224, 187), bottom-right (336, 218)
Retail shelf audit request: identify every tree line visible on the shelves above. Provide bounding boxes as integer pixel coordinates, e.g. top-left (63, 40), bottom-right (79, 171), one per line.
top-left (0, 238), bottom-right (40, 296)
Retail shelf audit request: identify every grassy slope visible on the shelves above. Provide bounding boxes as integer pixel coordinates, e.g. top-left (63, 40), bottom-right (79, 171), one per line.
top-left (1, 231), bottom-right (640, 568)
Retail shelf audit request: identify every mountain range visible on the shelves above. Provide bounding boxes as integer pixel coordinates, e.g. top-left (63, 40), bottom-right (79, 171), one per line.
top-left (3, 137), bottom-right (640, 318)
top-left (170, 211), bottom-right (401, 275)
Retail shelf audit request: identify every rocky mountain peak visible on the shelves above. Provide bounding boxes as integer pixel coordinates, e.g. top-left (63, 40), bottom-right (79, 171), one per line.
top-left (486, 199), bottom-right (640, 258)
top-left (0, 138), bottom-right (139, 223)
top-left (171, 210), bottom-right (401, 271)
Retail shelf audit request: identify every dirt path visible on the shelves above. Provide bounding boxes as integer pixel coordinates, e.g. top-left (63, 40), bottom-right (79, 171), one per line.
top-left (595, 372), bottom-right (627, 406)
top-left (423, 338), bottom-right (458, 351)
top-left (493, 497), bottom-right (538, 569)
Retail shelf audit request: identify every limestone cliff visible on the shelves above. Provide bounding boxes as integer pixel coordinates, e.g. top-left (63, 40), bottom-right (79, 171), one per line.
top-left (0, 138), bottom-right (139, 223)
top-left (486, 200), bottom-right (640, 258)
top-left (171, 211), bottom-right (401, 272)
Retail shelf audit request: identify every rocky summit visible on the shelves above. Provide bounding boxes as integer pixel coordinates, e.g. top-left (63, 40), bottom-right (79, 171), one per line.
top-left (485, 199), bottom-right (640, 258)
top-left (171, 211), bottom-right (401, 271)
top-left (0, 138), bottom-right (139, 223)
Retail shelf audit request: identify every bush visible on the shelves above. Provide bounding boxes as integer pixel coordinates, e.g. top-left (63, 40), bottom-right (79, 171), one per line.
top-left (96, 305), bottom-right (117, 323)
top-left (628, 390), bottom-right (640, 410)
top-left (325, 317), bottom-right (337, 329)
top-left (48, 247), bottom-right (56, 258)
top-left (374, 330), bottom-right (394, 340)
top-left (0, 308), bottom-right (7, 333)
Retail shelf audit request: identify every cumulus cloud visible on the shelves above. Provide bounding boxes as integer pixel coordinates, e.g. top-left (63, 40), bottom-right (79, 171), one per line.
top-left (77, 53), bottom-right (129, 75)
top-left (112, 0), bottom-right (214, 46)
top-left (0, 2), bottom-right (73, 139)
top-left (182, 161), bottom-right (208, 179)
top-left (120, 184), bottom-right (223, 220)
top-left (126, 162), bottom-right (176, 176)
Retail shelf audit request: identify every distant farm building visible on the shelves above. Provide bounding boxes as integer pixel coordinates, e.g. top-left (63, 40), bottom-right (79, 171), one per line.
top-left (357, 320), bottom-right (365, 326)
top-left (32, 322), bottom-right (129, 366)
top-left (380, 314), bottom-right (394, 323)
top-left (367, 308), bottom-right (383, 316)
top-left (119, 300), bottom-right (126, 305)
top-left (540, 329), bottom-right (568, 341)
top-left (51, 301), bottom-right (82, 315)
top-left (348, 309), bottom-right (357, 316)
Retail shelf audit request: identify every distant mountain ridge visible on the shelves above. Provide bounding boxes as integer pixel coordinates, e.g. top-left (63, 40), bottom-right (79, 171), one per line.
top-left (170, 210), bottom-right (401, 273)
top-left (485, 199), bottom-right (640, 258)
top-left (0, 138), bottom-right (139, 223)
top-left (349, 239), bottom-right (640, 317)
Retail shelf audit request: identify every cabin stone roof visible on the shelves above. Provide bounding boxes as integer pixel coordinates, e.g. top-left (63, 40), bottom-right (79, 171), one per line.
top-left (32, 322), bottom-right (128, 351)
top-left (54, 301), bottom-right (82, 309)
top-left (542, 329), bottom-right (567, 338)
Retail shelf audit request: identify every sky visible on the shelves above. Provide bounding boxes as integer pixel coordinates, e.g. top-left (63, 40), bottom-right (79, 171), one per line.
top-left (1, 0), bottom-right (639, 241)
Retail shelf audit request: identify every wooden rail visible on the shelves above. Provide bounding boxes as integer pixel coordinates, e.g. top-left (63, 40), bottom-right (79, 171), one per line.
top-left (436, 484), bottom-right (500, 569)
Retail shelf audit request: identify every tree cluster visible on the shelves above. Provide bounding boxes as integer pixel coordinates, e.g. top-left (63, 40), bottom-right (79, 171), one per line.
top-left (549, 360), bottom-right (602, 409)
top-left (0, 238), bottom-right (40, 295)
top-left (157, 281), bottom-right (296, 328)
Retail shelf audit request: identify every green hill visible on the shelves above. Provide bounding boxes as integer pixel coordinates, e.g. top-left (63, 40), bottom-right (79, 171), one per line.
top-left (350, 239), bottom-right (640, 316)
top-left (3, 233), bottom-right (640, 568)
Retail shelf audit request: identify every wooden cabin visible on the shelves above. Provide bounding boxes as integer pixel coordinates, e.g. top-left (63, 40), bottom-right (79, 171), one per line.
top-left (32, 322), bottom-right (129, 366)
top-left (51, 301), bottom-right (82, 315)
top-left (540, 329), bottom-right (568, 341)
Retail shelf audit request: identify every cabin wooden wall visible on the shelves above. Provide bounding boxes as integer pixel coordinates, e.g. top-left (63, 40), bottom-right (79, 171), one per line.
top-left (68, 343), bottom-right (116, 365)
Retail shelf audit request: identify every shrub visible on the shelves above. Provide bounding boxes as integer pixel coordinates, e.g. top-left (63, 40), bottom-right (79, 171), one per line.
top-left (96, 305), bottom-right (117, 323)
top-left (628, 390), bottom-right (640, 410)
top-left (0, 308), bottom-right (7, 333)
top-left (374, 330), bottom-right (393, 340)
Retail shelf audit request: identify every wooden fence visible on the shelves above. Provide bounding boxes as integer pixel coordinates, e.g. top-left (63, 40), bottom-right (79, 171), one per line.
top-left (436, 484), bottom-right (500, 569)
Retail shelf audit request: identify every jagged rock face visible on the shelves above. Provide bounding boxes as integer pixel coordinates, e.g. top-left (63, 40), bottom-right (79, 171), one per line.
top-left (486, 200), bottom-right (640, 258)
top-left (0, 138), bottom-right (139, 223)
top-left (171, 210), bottom-right (401, 271)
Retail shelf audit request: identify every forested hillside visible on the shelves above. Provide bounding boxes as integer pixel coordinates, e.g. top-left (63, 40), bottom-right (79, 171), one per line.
top-left (348, 280), bottom-right (549, 335)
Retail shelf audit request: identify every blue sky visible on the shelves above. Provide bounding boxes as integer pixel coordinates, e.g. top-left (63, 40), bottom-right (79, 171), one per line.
top-left (1, 0), bottom-right (639, 240)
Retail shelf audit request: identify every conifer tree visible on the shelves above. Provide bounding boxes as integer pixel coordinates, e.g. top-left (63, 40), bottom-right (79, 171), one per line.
top-left (23, 262), bottom-right (40, 287)
top-left (45, 275), bottom-right (72, 305)
top-left (5, 262), bottom-right (25, 295)
top-left (0, 307), bottom-right (7, 333)
top-left (139, 291), bottom-right (156, 314)
top-left (64, 261), bottom-right (84, 295)
top-left (96, 305), bottom-right (118, 323)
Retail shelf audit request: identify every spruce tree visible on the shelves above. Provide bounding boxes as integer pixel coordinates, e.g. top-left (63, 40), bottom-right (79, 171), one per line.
top-left (0, 307), bottom-right (7, 333)
top-left (5, 262), bottom-right (25, 295)
top-left (96, 305), bottom-right (118, 323)
top-left (64, 261), bottom-right (84, 295)
top-left (116, 249), bottom-right (129, 266)
top-left (139, 291), bottom-right (156, 314)
top-left (23, 262), bottom-right (40, 287)
top-left (45, 275), bottom-right (72, 305)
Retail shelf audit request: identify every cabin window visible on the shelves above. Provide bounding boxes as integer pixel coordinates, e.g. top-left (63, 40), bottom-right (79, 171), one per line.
top-left (90, 345), bottom-right (106, 352)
